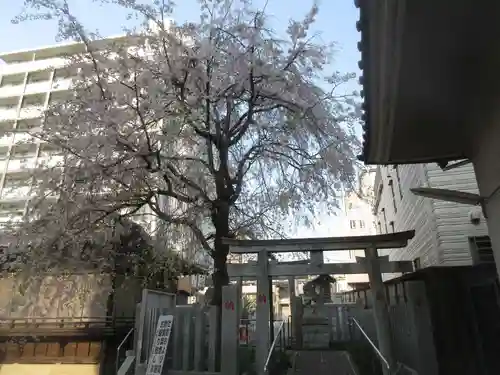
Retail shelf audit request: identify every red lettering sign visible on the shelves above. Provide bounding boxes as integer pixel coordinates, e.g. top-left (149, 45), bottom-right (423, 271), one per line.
top-left (224, 301), bottom-right (235, 310)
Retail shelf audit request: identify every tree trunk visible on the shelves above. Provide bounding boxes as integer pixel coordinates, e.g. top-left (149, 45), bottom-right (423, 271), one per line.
top-left (210, 200), bottom-right (230, 372)
top-left (106, 272), bottom-right (117, 322)
top-left (210, 202), bottom-right (230, 306)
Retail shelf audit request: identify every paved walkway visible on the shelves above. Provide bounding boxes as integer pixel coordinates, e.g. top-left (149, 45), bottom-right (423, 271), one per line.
top-left (292, 350), bottom-right (358, 375)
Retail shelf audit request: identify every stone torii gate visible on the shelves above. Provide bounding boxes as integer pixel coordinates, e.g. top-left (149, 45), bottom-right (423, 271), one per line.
top-left (223, 230), bottom-right (415, 375)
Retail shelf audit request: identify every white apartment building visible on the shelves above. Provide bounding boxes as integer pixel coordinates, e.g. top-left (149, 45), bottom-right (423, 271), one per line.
top-left (0, 36), bottom-right (143, 232)
top-left (341, 167), bottom-right (377, 289)
top-left (0, 42), bottom-right (87, 234)
top-left (0, 37), bottom-right (212, 285)
top-left (374, 163), bottom-right (491, 277)
top-left (343, 167), bottom-right (377, 237)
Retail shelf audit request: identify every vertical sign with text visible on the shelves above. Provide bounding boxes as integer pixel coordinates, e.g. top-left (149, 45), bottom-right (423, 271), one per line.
top-left (145, 315), bottom-right (174, 375)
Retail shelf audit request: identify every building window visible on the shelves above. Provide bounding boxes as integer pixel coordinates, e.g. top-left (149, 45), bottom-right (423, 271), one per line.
top-left (54, 66), bottom-right (78, 81)
top-left (0, 147), bottom-right (8, 160)
top-left (413, 258), bottom-right (421, 270)
top-left (21, 94), bottom-right (45, 108)
top-left (0, 98), bottom-right (18, 111)
top-left (381, 208), bottom-right (388, 233)
top-left (359, 220), bottom-right (365, 229)
top-left (27, 70), bottom-right (51, 84)
top-left (469, 236), bottom-right (494, 264)
top-left (389, 221), bottom-right (395, 233)
top-left (2, 175), bottom-right (32, 196)
top-left (388, 179), bottom-right (397, 213)
top-left (0, 121), bottom-right (14, 132)
top-left (0, 73), bottom-right (24, 88)
top-left (39, 143), bottom-right (62, 157)
top-left (394, 165), bottom-right (403, 199)
top-left (350, 220), bottom-right (356, 229)
top-left (49, 91), bottom-right (70, 106)
top-left (16, 118), bottom-right (42, 131)
top-left (11, 144), bottom-right (37, 159)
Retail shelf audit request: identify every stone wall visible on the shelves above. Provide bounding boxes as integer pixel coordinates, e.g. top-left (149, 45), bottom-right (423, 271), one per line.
top-left (0, 272), bottom-right (143, 319)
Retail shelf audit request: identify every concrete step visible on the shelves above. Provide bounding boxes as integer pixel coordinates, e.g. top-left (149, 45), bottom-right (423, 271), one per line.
top-left (291, 350), bottom-right (358, 375)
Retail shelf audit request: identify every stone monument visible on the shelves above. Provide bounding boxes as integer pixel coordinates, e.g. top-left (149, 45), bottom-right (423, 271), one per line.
top-left (301, 274), bottom-right (336, 348)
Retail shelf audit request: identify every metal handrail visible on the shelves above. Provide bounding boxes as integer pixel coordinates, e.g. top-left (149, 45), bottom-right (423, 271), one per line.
top-left (263, 319), bottom-right (286, 373)
top-left (116, 327), bottom-right (135, 374)
top-left (350, 317), bottom-right (390, 370)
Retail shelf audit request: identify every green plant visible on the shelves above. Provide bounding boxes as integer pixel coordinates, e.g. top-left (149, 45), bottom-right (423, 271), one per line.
top-left (241, 295), bottom-right (257, 320)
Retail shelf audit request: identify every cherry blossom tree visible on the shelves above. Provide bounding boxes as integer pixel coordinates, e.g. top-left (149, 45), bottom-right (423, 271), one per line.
top-left (12, 0), bottom-right (360, 306)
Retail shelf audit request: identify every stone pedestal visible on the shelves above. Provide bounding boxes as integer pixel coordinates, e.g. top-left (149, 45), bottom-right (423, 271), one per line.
top-left (301, 304), bottom-right (331, 348)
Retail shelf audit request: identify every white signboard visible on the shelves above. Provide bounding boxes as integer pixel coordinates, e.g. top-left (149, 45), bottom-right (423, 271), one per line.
top-left (145, 315), bottom-right (174, 375)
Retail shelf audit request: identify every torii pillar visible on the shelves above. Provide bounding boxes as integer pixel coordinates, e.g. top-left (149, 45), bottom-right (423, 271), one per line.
top-left (364, 246), bottom-right (396, 375)
top-left (256, 250), bottom-right (270, 375)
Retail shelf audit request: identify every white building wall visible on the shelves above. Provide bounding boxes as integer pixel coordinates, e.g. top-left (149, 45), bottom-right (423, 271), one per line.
top-left (375, 165), bottom-right (438, 268)
top-left (342, 168), bottom-right (377, 287)
top-left (0, 38), bottom-right (148, 233)
top-left (0, 53), bottom-right (65, 238)
top-left (425, 162), bottom-right (488, 265)
top-left (342, 167), bottom-right (377, 239)
top-left (471, 113), bottom-right (500, 285)
top-left (374, 162), bottom-right (489, 274)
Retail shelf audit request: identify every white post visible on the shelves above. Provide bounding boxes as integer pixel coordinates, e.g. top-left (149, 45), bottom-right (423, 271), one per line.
top-left (364, 246), bottom-right (396, 375)
top-left (221, 285), bottom-right (239, 375)
top-left (288, 277), bottom-right (296, 300)
top-left (256, 250), bottom-right (271, 375)
top-left (236, 276), bottom-right (243, 317)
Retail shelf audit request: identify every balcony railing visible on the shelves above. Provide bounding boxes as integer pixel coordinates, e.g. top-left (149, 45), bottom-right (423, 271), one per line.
top-left (2, 185), bottom-right (31, 199)
top-left (0, 109), bottom-right (18, 121)
top-left (0, 84), bottom-right (24, 98)
top-left (0, 133), bottom-right (13, 146)
top-left (0, 58), bottom-right (67, 76)
top-left (52, 78), bottom-right (73, 91)
top-left (19, 106), bottom-right (44, 119)
top-left (24, 81), bottom-right (52, 95)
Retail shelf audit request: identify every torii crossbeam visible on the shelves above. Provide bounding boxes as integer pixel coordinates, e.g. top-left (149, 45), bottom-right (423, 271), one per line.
top-left (227, 255), bottom-right (412, 277)
top-left (224, 230), bottom-right (415, 253)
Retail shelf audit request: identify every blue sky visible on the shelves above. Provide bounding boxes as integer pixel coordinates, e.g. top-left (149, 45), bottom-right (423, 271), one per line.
top-left (0, 0), bottom-right (362, 250)
top-left (0, 0), bottom-right (361, 85)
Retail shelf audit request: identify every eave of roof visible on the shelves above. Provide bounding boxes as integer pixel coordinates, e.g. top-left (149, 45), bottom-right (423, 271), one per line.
top-left (353, 0), bottom-right (479, 166)
top-left (354, 0), bottom-right (371, 163)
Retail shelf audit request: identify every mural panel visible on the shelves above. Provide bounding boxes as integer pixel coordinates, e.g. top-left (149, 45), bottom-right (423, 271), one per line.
top-left (2, 273), bottom-right (112, 320)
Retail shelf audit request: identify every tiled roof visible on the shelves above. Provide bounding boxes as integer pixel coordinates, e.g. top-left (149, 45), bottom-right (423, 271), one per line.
top-left (354, 0), bottom-right (370, 162)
